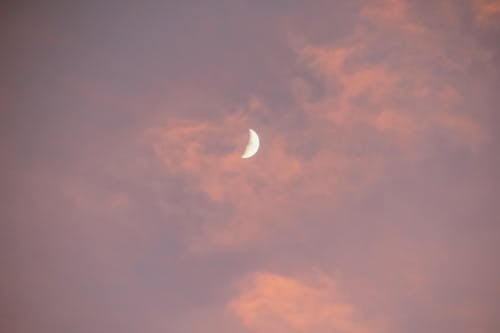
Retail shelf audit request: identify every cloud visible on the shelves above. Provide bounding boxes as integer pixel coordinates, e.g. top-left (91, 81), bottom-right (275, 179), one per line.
top-left (228, 271), bottom-right (375, 333)
top-left (292, 0), bottom-right (489, 158)
top-left (362, 0), bottom-right (410, 23)
top-left (148, 0), bottom-right (490, 252)
top-left (473, 0), bottom-right (500, 24)
top-left (147, 109), bottom-right (305, 250)
top-left (4, 1), bottom-right (499, 333)
top-left (147, 98), bottom-right (383, 251)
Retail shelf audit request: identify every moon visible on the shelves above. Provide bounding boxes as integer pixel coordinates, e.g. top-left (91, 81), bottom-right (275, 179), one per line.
top-left (241, 129), bottom-right (260, 158)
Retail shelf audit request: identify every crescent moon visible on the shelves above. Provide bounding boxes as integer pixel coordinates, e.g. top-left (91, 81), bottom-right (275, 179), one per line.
top-left (241, 129), bottom-right (260, 158)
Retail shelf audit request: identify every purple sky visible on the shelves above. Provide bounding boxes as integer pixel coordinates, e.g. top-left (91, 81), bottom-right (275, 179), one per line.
top-left (2, 1), bottom-right (500, 332)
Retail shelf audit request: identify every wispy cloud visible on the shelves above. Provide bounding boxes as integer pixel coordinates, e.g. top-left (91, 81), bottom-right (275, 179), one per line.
top-left (229, 271), bottom-right (376, 333)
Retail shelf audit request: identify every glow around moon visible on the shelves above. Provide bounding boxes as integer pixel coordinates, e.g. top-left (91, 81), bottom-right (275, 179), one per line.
top-left (241, 129), bottom-right (260, 158)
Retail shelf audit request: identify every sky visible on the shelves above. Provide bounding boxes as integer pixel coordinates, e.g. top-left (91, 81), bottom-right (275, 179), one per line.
top-left (1, 0), bottom-right (500, 332)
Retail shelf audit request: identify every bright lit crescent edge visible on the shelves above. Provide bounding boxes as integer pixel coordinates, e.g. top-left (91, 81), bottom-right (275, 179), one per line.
top-left (241, 129), bottom-right (260, 158)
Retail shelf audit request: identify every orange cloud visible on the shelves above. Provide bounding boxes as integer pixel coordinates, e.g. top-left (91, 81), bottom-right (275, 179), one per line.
top-left (434, 113), bottom-right (488, 151)
top-left (298, 43), bottom-right (401, 128)
top-left (361, 0), bottom-right (431, 36)
top-left (147, 100), bottom-right (381, 251)
top-left (228, 271), bottom-right (374, 333)
top-left (362, 0), bottom-right (410, 23)
top-left (373, 109), bottom-right (422, 140)
top-left (473, 0), bottom-right (500, 24)
top-left (147, 109), bottom-right (308, 250)
top-left (299, 44), bottom-right (358, 80)
top-left (148, 0), bottom-right (489, 252)
top-left (292, 1), bottom-right (488, 156)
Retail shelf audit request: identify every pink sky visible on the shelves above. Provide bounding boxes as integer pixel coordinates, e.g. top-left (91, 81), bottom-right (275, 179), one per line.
top-left (2, 1), bottom-right (499, 332)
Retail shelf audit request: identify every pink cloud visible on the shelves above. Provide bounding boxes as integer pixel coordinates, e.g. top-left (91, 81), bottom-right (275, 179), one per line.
top-left (291, 0), bottom-right (489, 157)
top-left (228, 271), bottom-right (376, 333)
top-left (147, 99), bottom-right (384, 251)
top-left (148, 0), bottom-right (490, 251)
top-left (473, 0), bottom-right (500, 24)
top-left (147, 109), bottom-right (307, 250)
